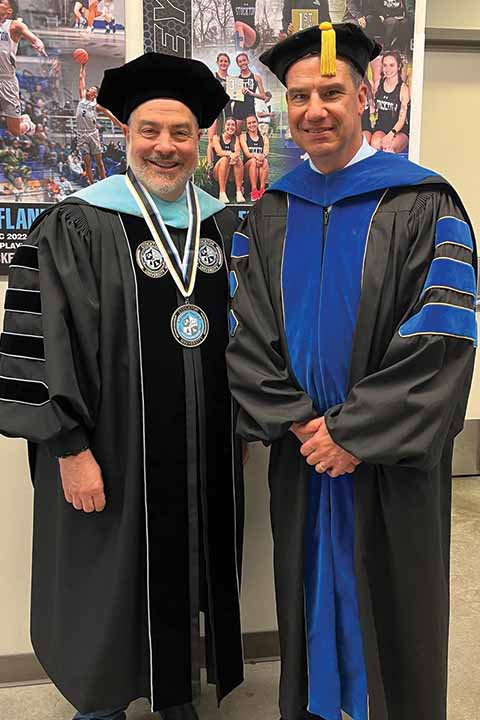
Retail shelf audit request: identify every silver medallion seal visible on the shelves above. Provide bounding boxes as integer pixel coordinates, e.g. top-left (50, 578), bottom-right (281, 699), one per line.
top-left (198, 238), bottom-right (223, 274)
top-left (171, 304), bottom-right (209, 347)
top-left (136, 240), bottom-right (168, 278)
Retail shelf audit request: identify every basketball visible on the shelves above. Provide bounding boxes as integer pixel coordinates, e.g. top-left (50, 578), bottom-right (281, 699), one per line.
top-left (73, 48), bottom-right (89, 65)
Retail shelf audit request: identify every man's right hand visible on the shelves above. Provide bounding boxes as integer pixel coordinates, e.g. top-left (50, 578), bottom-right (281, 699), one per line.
top-left (59, 449), bottom-right (106, 513)
top-left (358, 16), bottom-right (367, 28)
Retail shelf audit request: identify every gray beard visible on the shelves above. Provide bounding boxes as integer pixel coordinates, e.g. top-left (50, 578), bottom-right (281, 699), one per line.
top-left (129, 158), bottom-right (196, 200)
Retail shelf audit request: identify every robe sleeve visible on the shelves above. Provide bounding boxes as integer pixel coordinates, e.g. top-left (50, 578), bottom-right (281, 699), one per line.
top-left (212, 206), bottom-right (239, 263)
top-left (325, 190), bottom-right (477, 472)
top-left (226, 204), bottom-right (316, 444)
top-left (0, 202), bottom-right (100, 456)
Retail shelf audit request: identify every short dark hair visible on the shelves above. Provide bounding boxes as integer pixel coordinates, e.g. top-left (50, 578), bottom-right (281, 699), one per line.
top-left (236, 53), bottom-right (249, 63)
top-left (216, 52), bottom-right (230, 64)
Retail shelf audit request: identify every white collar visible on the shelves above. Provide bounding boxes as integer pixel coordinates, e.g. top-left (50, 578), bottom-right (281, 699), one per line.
top-left (308, 137), bottom-right (377, 175)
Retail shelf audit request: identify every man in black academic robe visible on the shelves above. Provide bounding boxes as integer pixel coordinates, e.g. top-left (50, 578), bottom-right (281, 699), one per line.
top-left (226, 23), bottom-right (477, 720)
top-left (0, 54), bottom-right (243, 720)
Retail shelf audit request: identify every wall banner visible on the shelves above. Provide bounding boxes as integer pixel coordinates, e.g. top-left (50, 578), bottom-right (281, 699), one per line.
top-left (143, 0), bottom-right (192, 56)
top-left (0, 202), bottom-right (50, 273)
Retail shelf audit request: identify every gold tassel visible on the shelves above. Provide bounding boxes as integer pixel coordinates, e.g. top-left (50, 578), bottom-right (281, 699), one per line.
top-left (319, 21), bottom-right (336, 76)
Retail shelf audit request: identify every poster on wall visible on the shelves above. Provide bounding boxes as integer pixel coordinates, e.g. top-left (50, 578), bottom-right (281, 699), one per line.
top-left (144, 0), bottom-right (422, 206)
top-left (0, 0), bottom-right (126, 273)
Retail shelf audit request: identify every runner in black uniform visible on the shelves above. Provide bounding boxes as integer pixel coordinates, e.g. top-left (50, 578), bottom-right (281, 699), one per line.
top-left (233, 52), bottom-right (266, 135)
top-left (344, 1), bottom-right (413, 53)
top-left (230, 0), bottom-right (257, 49)
top-left (371, 52), bottom-right (409, 153)
top-left (239, 114), bottom-right (269, 201)
top-left (207, 53), bottom-right (233, 164)
top-left (343, 0), bottom-right (383, 90)
top-left (212, 116), bottom-right (245, 203)
top-left (380, 0), bottom-right (413, 53)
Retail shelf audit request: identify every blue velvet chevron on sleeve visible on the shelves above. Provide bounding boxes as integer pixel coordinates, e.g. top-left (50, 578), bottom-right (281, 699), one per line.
top-left (399, 303), bottom-right (477, 344)
top-left (435, 215), bottom-right (474, 251)
top-left (231, 231), bottom-right (249, 258)
top-left (422, 257), bottom-right (476, 298)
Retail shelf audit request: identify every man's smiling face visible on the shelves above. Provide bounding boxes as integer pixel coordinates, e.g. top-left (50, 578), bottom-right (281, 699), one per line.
top-left (124, 98), bottom-right (201, 201)
top-left (286, 55), bottom-right (366, 173)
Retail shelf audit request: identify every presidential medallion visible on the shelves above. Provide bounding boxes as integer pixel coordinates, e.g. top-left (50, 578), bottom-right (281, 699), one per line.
top-left (198, 238), bottom-right (223, 274)
top-left (171, 304), bottom-right (209, 347)
top-left (136, 240), bottom-right (168, 278)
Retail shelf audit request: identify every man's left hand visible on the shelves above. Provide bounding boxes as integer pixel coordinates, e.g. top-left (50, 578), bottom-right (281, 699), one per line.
top-left (299, 417), bottom-right (361, 477)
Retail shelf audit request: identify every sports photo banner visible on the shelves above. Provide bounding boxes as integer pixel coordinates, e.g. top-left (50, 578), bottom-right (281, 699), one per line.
top-left (0, 0), bottom-right (127, 273)
top-left (144, 0), bottom-right (425, 206)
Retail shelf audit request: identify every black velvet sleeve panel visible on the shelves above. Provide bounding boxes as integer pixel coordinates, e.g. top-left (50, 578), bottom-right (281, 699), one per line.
top-left (0, 201), bottom-right (101, 454)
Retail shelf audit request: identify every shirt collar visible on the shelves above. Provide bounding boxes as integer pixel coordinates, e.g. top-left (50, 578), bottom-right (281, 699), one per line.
top-left (308, 137), bottom-right (377, 175)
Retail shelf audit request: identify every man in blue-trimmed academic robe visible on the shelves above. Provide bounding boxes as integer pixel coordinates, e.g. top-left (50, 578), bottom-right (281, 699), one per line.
top-left (226, 23), bottom-right (477, 720)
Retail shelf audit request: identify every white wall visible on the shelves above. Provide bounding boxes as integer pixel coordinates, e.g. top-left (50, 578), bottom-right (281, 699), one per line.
top-left (426, 0), bottom-right (480, 28)
top-left (2, 0), bottom-right (480, 658)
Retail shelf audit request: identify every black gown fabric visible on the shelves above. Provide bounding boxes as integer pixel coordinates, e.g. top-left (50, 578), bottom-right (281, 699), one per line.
top-left (226, 178), bottom-right (477, 720)
top-left (0, 199), bottom-right (244, 713)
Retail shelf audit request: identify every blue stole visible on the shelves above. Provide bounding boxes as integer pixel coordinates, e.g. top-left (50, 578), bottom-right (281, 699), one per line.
top-left (278, 153), bottom-right (437, 720)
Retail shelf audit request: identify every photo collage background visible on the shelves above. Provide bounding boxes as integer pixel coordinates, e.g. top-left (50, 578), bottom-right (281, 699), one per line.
top-left (0, 0), bottom-right (126, 203)
top-left (191, 0), bottom-right (417, 203)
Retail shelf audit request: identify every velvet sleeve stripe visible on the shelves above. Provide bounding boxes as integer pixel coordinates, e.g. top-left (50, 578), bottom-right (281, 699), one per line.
top-left (232, 232), bottom-right (249, 258)
top-left (229, 309), bottom-right (239, 336)
top-left (9, 245), bottom-right (39, 271)
top-left (421, 257), bottom-right (476, 298)
top-left (0, 376), bottom-right (49, 405)
top-left (5, 288), bottom-right (42, 314)
top-left (0, 332), bottom-right (45, 361)
top-left (229, 270), bottom-right (238, 298)
top-left (435, 216), bottom-right (474, 252)
top-left (399, 303), bottom-right (477, 345)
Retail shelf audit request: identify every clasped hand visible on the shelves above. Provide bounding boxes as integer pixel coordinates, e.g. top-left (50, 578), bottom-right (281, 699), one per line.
top-left (291, 417), bottom-right (361, 477)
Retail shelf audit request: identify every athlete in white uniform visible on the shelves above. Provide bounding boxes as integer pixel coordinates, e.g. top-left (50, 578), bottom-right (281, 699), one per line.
top-left (0, 0), bottom-right (46, 136)
top-left (101, 0), bottom-right (116, 33)
top-left (76, 61), bottom-right (123, 184)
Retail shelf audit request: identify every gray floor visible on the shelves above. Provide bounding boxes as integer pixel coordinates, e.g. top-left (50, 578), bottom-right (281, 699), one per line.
top-left (1, 477), bottom-right (479, 720)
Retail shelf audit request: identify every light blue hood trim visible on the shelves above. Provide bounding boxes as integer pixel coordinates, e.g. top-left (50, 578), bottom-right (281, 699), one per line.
top-left (72, 174), bottom-right (224, 228)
